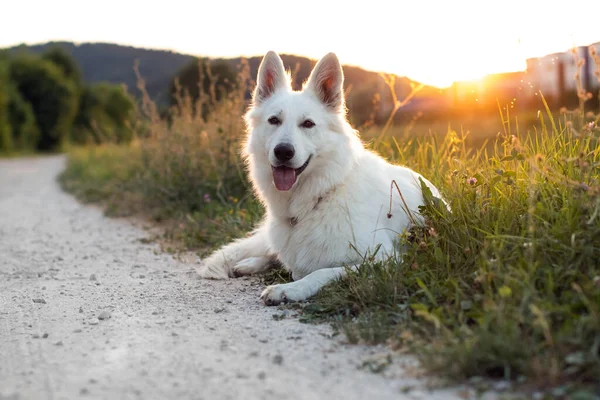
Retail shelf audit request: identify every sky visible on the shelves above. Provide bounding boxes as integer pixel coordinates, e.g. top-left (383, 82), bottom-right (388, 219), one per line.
top-left (1, 0), bottom-right (599, 88)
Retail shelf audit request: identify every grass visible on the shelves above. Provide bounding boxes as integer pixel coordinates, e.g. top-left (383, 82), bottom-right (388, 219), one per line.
top-left (59, 61), bottom-right (600, 397)
top-left (60, 60), bottom-right (264, 254)
top-left (308, 108), bottom-right (600, 390)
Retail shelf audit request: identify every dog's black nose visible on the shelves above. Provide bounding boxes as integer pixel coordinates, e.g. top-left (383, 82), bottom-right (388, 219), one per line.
top-left (274, 143), bottom-right (295, 162)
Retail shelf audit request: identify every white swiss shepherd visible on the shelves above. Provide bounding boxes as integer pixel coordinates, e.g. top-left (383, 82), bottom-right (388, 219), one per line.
top-left (198, 51), bottom-right (444, 305)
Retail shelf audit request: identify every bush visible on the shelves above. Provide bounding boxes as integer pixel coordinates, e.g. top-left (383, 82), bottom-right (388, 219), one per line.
top-left (61, 60), bottom-right (261, 252)
top-left (8, 55), bottom-right (78, 151)
top-left (42, 46), bottom-right (83, 88)
top-left (72, 84), bottom-right (135, 145)
top-left (0, 65), bottom-right (13, 152)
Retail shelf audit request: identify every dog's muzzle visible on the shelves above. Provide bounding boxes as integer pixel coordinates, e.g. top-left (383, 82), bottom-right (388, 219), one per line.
top-left (272, 155), bottom-right (312, 191)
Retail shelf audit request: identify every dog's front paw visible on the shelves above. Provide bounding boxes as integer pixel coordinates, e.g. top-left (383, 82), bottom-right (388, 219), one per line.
top-left (260, 282), bottom-right (307, 306)
top-left (197, 258), bottom-right (230, 280)
top-left (233, 256), bottom-right (271, 277)
top-left (260, 284), bottom-right (288, 306)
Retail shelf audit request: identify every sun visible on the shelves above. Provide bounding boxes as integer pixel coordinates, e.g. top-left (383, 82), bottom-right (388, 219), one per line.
top-left (365, 52), bottom-right (527, 89)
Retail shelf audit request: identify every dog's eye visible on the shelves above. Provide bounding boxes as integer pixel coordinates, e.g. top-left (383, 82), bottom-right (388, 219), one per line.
top-left (301, 119), bottom-right (315, 129)
top-left (268, 116), bottom-right (281, 125)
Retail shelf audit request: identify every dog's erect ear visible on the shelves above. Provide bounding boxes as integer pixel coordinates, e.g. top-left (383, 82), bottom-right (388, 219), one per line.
top-left (254, 51), bottom-right (290, 105)
top-left (305, 53), bottom-right (344, 111)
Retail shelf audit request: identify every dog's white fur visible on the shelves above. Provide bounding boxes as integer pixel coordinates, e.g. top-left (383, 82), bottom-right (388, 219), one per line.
top-left (197, 51), bottom-right (444, 306)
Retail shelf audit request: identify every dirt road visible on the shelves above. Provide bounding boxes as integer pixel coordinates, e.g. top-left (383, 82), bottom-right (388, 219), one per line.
top-left (0, 156), bottom-right (468, 400)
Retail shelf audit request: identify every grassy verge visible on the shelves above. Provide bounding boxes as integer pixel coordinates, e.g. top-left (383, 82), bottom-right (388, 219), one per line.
top-left (59, 141), bottom-right (264, 254)
top-left (60, 62), bottom-right (264, 254)
top-left (59, 65), bottom-right (600, 396)
top-left (307, 107), bottom-right (600, 394)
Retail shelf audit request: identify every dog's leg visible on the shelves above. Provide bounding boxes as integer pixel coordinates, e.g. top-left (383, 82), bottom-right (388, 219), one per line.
top-left (232, 256), bottom-right (274, 277)
top-left (260, 265), bottom-right (356, 306)
top-left (198, 227), bottom-right (273, 279)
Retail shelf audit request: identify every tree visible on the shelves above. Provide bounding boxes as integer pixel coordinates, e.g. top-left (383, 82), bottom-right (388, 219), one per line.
top-left (0, 66), bottom-right (13, 152)
top-left (8, 55), bottom-right (78, 151)
top-left (72, 84), bottom-right (135, 144)
top-left (1, 57), bottom-right (40, 153)
top-left (7, 85), bottom-right (40, 150)
top-left (42, 46), bottom-right (83, 88)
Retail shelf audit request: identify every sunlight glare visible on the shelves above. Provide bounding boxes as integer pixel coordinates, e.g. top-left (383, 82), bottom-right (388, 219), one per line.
top-left (0, 0), bottom-right (598, 88)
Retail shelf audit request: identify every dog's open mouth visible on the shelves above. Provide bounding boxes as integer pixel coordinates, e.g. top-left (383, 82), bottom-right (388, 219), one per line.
top-left (272, 155), bottom-right (312, 191)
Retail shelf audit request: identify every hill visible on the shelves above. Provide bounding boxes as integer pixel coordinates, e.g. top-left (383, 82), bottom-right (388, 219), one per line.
top-left (6, 42), bottom-right (440, 118)
top-left (8, 42), bottom-right (195, 105)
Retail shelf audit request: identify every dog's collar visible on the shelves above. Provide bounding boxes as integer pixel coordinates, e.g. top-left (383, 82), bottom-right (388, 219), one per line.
top-left (289, 196), bottom-right (324, 227)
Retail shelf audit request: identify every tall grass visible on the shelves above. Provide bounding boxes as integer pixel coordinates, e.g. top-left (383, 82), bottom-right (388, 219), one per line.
top-left (60, 60), bottom-right (263, 252)
top-left (60, 54), bottom-right (600, 394)
top-left (308, 103), bottom-right (600, 387)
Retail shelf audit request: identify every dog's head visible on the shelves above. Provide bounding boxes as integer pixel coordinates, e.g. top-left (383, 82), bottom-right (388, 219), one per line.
top-left (244, 51), bottom-right (358, 192)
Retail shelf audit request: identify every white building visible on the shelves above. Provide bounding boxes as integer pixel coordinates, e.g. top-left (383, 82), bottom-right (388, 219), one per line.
top-left (526, 42), bottom-right (600, 102)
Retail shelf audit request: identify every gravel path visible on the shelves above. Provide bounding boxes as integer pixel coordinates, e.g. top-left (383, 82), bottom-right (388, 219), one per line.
top-left (0, 156), bottom-right (469, 400)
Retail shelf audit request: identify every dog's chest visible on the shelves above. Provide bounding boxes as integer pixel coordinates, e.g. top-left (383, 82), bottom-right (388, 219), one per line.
top-left (268, 198), bottom-right (355, 272)
top-left (266, 193), bottom-right (388, 277)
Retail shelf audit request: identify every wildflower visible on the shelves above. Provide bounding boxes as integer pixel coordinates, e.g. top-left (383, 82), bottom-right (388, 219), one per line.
top-left (467, 177), bottom-right (477, 186)
top-left (203, 193), bottom-right (211, 203)
top-left (577, 183), bottom-right (590, 192)
top-left (588, 121), bottom-right (595, 129)
top-left (428, 227), bottom-right (438, 238)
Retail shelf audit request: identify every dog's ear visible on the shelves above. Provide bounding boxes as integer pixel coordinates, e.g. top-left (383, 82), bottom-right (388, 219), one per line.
top-left (254, 51), bottom-right (291, 105)
top-left (305, 53), bottom-right (344, 111)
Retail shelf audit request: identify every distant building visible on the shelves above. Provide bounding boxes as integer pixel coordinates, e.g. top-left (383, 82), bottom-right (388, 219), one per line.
top-left (446, 42), bottom-right (600, 111)
top-left (526, 42), bottom-right (600, 105)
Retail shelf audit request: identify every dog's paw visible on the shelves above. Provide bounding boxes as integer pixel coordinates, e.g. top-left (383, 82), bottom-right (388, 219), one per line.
top-left (196, 261), bottom-right (230, 280)
top-left (260, 282), bottom-right (307, 306)
top-left (260, 284), bottom-right (288, 306)
top-left (233, 257), bottom-right (271, 277)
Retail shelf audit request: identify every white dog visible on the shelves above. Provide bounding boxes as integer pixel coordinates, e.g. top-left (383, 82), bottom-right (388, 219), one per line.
top-left (198, 51), bottom-right (444, 305)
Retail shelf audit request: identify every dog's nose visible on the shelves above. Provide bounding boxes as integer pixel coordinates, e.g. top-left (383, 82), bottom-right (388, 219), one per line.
top-left (274, 143), bottom-right (295, 162)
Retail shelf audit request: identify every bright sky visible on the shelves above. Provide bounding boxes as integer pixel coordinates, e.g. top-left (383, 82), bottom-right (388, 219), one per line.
top-left (1, 0), bottom-right (598, 88)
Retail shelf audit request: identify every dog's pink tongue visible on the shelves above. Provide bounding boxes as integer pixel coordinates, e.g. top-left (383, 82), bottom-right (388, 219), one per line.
top-left (273, 166), bottom-right (296, 191)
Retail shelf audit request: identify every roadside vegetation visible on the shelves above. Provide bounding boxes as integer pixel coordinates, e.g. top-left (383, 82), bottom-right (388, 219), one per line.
top-left (58, 51), bottom-right (600, 398)
top-left (0, 47), bottom-right (134, 154)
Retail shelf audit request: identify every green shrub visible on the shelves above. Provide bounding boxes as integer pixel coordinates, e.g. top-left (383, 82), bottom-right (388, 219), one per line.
top-left (7, 85), bottom-right (40, 151)
top-left (0, 65), bottom-right (13, 152)
top-left (72, 84), bottom-right (135, 145)
top-left (8, 55), bottom-right (78, 151)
